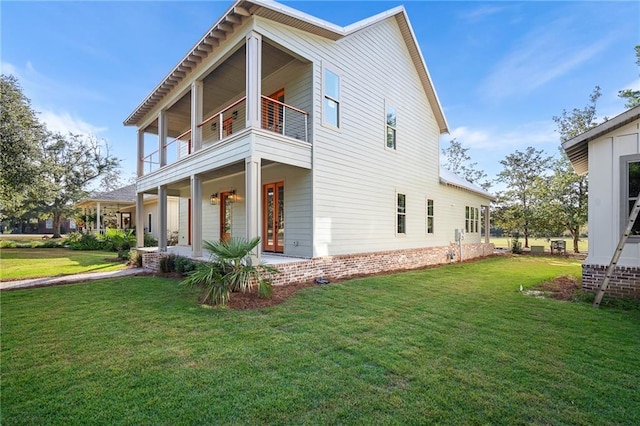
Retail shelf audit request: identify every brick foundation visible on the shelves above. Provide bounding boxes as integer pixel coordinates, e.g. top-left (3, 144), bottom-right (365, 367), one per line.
top-left (582, 264), bottom-right (640, 299)
top-left (140, 243), bottom-right (494, 286)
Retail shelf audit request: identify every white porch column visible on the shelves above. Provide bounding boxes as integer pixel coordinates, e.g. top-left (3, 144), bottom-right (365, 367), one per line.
top-left (191, 175), bottom-right (203, 258)
top-left (484, 205), bottom-right (491, 244)
top-left (158, 185), bottom-right (168, 252)
top-left (191, 81), bottom-right (203, 152)
top-left (245, 31), bottom-right (262, 129)
top-left (96, 202), bottom-right (101, 234)
top-left (245, 157), bottom-right (261, 259)
top-left (136, 192), bottom-right (144, 247)
top-left (137, 129), bottom-right (145, 177)
top-left (158, 110), bottom-right (168, 167)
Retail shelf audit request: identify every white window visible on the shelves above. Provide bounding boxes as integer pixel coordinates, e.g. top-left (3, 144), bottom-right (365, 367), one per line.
top-left (465, 206), bottom-right (479, 233)
top-left (426, 199), bottom-right (434, 234)
top-left (386, 104), bottom-right (397, 150)
top-left (323, 67), bottom-right (340, 128)
top-left (397, 194), bottom-right (406, 234)
top-left (621, 154), bottom-right (640, 239)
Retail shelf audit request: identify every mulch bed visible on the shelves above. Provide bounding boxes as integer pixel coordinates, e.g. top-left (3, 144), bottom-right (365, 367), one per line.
top-left (227, 280), bottom-right (317, 310)
top-left (533, 276), bottom-right (581, 301)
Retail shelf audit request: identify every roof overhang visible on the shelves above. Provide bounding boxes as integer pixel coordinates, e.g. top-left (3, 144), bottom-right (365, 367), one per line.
top-left (562, 105), bottom-right (640, 175)
top-left (123, 0), bottom-right (449, 134)
top-left (439, 168), bottom-right (496, 201)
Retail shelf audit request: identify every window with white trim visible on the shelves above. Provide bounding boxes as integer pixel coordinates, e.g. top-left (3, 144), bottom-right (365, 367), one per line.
top-left (323, 68), bottom-right (340, 128)
top-left (397, 193), bottom-right (406, 234)
top-left (622, 154), bottom-right (640, 238)
top-left (386, 104), bottom-right (397, 150)
top-left (426, 199), bottom-right (434, 234)
top-left (465, 206), bottom-right (479, 233)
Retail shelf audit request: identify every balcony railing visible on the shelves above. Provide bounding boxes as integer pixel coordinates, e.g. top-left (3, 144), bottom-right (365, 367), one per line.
top-left (141, 96), bottom-right (309, 175)
top-left (261, 95), bottom-right (309, 142)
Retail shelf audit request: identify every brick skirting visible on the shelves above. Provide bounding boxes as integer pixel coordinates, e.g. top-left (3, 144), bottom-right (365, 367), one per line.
top-left (582, 264), bottom-right (640, 299)
top-left (141, 243), bottom-right (494, 286)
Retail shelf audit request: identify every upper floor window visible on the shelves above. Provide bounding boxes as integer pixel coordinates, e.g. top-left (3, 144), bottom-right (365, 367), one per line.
top-left (323, 68), bottom-right (340, 128)
top-left (465, 206), bottom-right (479, 233)
top-left (426, 199), bottom-right (434, 234)
top-left (622, 155), bottom-right (640, 237)
top-left (386, 104), bottom-right (397, 150)
top-left (397, 193), bottom-right (406, 234)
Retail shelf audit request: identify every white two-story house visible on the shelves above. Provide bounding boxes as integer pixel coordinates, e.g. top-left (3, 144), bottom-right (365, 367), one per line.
top-left (125, 0), bottom-right (494, 281)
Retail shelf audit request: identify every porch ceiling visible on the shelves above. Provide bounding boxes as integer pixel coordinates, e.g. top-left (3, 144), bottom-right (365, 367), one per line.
top-left (142, 41), bottom-right (297, 137)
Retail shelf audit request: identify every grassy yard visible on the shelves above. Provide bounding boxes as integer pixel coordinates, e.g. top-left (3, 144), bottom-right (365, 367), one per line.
top-left (2, 257), bottom-right (638, 425)
top-left (0, 248), bottom-right (126, 280)
top-left (492, 236), bottom-right (589, 252)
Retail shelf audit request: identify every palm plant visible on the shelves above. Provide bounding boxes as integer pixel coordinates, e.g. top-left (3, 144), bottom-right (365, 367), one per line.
top-left (182, 237), bottom-right (279, 306)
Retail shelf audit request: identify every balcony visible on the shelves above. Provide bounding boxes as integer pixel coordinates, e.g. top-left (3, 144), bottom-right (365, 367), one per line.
top-left (141, 96), bottom-right (310, 176)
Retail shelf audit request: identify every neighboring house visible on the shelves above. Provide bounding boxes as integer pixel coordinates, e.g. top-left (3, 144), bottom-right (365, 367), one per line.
top-left (563, 105), bottom-right (640, 299)
top-left (124, 0), bottom-right (495, 280)
top-left (75, 184), bottom-right (179, 242)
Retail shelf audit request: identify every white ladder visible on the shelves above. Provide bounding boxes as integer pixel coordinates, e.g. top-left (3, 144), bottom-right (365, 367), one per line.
top-left (593, 192), bottom-right (640, 308)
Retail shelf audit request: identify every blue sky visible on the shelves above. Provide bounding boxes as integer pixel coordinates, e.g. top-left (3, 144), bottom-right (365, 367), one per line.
top-left (2, 1), bottom-right (638, 188)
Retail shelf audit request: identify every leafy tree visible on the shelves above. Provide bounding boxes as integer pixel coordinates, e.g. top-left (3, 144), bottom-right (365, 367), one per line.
top-left (33, 132), bottom-right (120, 238)
top-left (0, 75), bottom-right (46, 221)
top-left (495, 147), bottom-right (552, 248)
top-left (441, 138), bottom-right (491, 190)
top-left (546, 88), bottom-right (601, 252)
top-left (533, 152), bottom-right (588, 253)
top-left (553, 86), bottom-right (601, 140)
top-left (618, 45), bottom-right (640, 109)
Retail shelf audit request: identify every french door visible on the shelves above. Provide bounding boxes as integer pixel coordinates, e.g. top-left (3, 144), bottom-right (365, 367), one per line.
top-left (263, 182), bottom-right (284, 252)
top-left (220, 191), bottom-right (233, 242)
top-left (262, 89), bottom-right (285, 133)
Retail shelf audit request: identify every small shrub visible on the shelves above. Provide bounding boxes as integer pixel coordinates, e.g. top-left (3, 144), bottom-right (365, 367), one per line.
top-left (168, 231), bottom-right (179, 246)
top-left (128, 249), bottom-right (143, 268)
top-left (68, 233), bottom-right (105, 251)
top-left (159, 254), bottom-right (177, 273)
top-left (511, 233), bottom-right (522, 254)
top-left (174, 256), bottom-right (198, 275)
top-left (0, 240), bottom-right (17, 248)
top-left (144, 233), bottom-right (158, 247)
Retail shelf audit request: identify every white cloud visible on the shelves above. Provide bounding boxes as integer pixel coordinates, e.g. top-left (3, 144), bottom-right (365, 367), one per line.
top-left (448, 121), bottom-right (558, 151)
top-left (39, 109), bottom-right (107, 136)
top-left (459, 5), bottom-right (509, 22)
top-left (480, 18), bottom-right (615, 100)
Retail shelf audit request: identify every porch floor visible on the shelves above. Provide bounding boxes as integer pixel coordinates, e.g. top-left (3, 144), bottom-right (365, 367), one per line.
top-left (138, 246), bottom-right (309, 265)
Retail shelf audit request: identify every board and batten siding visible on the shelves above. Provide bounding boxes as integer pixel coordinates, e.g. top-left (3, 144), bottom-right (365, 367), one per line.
top-left (587, 120), bottom-right (640, 267)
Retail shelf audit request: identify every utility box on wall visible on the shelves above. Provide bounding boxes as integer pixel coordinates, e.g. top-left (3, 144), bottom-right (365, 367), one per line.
top-left (455, 229), bottom-right (465, 242)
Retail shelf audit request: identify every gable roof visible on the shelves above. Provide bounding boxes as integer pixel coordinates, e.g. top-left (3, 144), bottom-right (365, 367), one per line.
top-left (84, 184), bottom-right (136, 203)
top-left (123, 0), bottom-right (448, 134)
top-left (439, 168), bottom-right (496, 201)
top-left (562, 105), bottom-right (640, 175)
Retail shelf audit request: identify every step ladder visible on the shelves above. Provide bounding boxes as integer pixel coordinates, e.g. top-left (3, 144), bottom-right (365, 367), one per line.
top-left (593, 192), bottom-right (640, 308)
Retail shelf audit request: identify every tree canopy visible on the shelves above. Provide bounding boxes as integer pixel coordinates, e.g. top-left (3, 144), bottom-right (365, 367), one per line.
top-left (441, 139), bottom-right (491, 190)
top-left (618, 45), bottom-right (640, 109)
top-left (0, 74), bottom-right (120, 237)
top-left (0, 75), bottom-right (47, 220)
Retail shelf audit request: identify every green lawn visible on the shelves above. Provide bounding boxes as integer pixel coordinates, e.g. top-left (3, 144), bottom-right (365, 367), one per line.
top-left (2, 257), bottom-right (639, 425)
top-left (0, 248), bottom-right (127, 280)
top-left (492, 236), bottom-right (589, 252)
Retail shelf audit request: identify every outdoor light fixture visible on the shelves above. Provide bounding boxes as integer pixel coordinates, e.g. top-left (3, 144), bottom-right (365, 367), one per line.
top-left (232, 110), bottom-right (239, 119)
top-left (229, 189), bottom-right (237, 203)
top-left (211, 122), bottom-right (217, 131)
top-left (210, 193), bottom-right (219, 205)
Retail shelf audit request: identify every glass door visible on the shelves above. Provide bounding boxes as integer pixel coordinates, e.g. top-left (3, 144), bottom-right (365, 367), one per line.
top-left (263, 182), bottom-right (284, 252)
top-left (220, 191), bottom-right (233, 242)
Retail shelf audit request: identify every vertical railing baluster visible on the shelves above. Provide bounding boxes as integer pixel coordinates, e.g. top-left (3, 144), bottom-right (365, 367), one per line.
top-left (304, 114), bottom-right (308, 143)
top-left (282, 106), bottom-right (286, 137)
top-left (219, 113), bottom-right (223, 141)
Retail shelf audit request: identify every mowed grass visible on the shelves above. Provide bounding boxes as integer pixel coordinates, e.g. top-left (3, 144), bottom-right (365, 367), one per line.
top-left (2, 257), bottom-right (639, 425)
top-left (0, 248), bottom-right (126, 280)
top-left (492, 236), bottom-right (589, 252)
